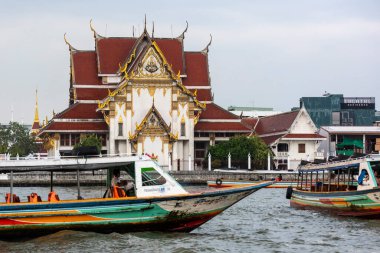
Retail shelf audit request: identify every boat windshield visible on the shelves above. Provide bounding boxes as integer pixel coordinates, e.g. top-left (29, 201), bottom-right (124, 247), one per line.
top-left (141, 167), bottom-right (167, 186)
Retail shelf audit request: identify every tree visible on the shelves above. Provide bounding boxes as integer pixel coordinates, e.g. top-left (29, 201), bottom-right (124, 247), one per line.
top-left (207, 136), bottom-right (269, 169)
top-left (0, 122), bottom-right (37, 156)
top-left (73, 134), bottom-right (102, 155)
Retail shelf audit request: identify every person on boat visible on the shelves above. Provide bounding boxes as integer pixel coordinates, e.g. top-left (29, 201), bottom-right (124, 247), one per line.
top-left (111, 169), bottom-right (135, 195)
top-left (374, 170), bottom-right (380, 186)
top-left (358, 169), bottom-right (369, 185)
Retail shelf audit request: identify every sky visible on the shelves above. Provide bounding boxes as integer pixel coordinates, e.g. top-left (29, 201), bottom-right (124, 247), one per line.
top-left (0, 0), bottom-right (379, 124)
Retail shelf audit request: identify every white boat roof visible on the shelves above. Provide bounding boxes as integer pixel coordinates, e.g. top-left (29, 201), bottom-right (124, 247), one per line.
top-left (0, 154), bottom-right (151, 172)
top-left (300, 154), bottom-right (380, 171)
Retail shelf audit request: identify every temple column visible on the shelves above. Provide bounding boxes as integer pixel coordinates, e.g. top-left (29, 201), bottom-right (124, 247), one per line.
top-left (109, 118), bottom-right (115, 154)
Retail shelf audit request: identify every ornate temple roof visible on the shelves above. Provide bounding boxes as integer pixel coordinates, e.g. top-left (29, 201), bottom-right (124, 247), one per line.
top-left (39, 20), bottom-right (249, 136)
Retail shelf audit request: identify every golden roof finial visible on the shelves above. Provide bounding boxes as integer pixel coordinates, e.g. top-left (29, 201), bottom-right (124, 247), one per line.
top-left (177, 21), bottom-right (189, 40)
top-left (90, 19), bottom-right (104, 39)
top-left (33, 89), bottom-right (40, 123)
top-left (64, 33), bottom-right (77, 51)
top-left (202, 34), bottom-right (213, 54)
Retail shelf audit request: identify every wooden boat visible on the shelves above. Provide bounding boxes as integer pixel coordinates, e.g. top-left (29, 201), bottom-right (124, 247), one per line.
top-left (207, 179), bottom-right (294, 188)
top-left (0, 155), bottom-right (270, 238)
top-left (287, 154), bottom-right (380, 218)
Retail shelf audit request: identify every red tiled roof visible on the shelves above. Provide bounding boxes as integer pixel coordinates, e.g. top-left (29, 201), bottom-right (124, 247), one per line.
top-left (259, 134), bottom-right (285, 145)
top-left (182, 52), bottom-right (210, 86)
top-left (155, 38), bottom-right (184, 74)
top-left (96, 37), bottom-right (137, 74)
top-left (255, 111), bottom-right (299, 135)
top-left (241, 118), bottom-right (259, 130)
top-left (200, 103), bottom-right (240, 120)
top-left (96, 37), bottom-right (184, 75)
top-left (55, 103), bottom-right (103, 119)
top-left (75, 88), bottom-right (114, 101)
top-left (282, 133), bottom-right (325, 139)
top-left (195, 122), bottom-right (251, 132)
top-left (43, 122), bottom-right (108, 131)
top-left (72, 51), bottom-right (102, 85)
top-left (188, 89), bottom-right (212, 101)
top-left (32, 121), bottom-right (40, 130)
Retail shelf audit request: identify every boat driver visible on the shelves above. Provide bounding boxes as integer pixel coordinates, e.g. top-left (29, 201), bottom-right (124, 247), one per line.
top-left (112, 169), bottom-right (135, 193)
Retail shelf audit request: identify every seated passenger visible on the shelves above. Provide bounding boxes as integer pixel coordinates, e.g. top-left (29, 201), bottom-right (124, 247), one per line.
top-left (48, 191), bottom-right (60, 202)
top-left (374, 170), bottom-right (380, 186)
top-left (5, 193), bottom-right (20, 203)
top-left (28, 192), bottom-right (42, 203)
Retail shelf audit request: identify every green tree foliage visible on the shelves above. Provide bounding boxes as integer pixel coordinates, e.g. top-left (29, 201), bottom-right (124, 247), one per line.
top-left (73, 134), bottom-right (102, 154)
top-left (207, 136), bottom-right (269, 169)
top-left (0, 122), bottom-right (37, 156)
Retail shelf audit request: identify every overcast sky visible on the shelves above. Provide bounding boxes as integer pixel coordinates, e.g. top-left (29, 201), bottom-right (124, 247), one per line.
top-left (0, 0), bottom-right (379, 124)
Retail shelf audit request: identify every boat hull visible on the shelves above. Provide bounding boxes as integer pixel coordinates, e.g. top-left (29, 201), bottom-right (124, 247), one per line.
top-left (0, 182), bottom-right (270, 239)
top-left (290, 188), bottom-right (380, 218)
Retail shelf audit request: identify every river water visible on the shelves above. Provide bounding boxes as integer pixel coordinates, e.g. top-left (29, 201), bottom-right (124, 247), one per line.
top-left (0, 186), bottom-right (379, 253)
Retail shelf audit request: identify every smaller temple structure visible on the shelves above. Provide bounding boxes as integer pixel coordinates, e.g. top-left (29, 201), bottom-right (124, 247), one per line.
top-left (243, 107), bottom-right (326, 170)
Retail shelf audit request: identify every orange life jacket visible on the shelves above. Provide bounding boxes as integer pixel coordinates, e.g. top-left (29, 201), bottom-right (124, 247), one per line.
top-left (5, 193), bottom-right (19, 203)
top-left (29, 193), bottom-right (39, 203)
top-left (112, 186), bottom-right (126, 198)
top-left (48, 191), bottom-right (60, 202)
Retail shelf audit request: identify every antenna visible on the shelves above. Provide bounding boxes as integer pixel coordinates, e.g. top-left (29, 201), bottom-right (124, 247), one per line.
top-left (132, 25), bottom-right (135, 37)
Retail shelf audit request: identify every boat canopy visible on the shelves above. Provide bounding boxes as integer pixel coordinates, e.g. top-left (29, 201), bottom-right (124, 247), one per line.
top-left (298, 155), bottom-right (380, 172)
top-left (0, 155), bottom-right (149, 173)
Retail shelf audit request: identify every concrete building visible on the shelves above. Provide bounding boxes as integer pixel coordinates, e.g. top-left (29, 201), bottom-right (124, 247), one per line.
top-left (319, 126), bottom-right (380, 157)
top-left (300, 93), bottom-right (376, 128)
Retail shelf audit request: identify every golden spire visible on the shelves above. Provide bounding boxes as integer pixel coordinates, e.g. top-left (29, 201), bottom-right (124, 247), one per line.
top-left (34, 89), bottom-right (40, 123)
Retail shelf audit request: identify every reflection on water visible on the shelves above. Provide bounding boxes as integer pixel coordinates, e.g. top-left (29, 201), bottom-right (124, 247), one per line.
top-left (0, 187), bottom-right (380, 253)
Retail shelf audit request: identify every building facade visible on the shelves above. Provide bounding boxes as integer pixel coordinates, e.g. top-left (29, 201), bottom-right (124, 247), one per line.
top-left (300, 94), bottom-right (376, 128)
top-left (243, 107), bottom-right (325, 170)
top-left (38, 21), bottom-right (250, 170)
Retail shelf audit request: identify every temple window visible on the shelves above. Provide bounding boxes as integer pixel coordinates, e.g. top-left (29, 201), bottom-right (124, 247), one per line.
top-left (60, 134), bottom-right (70, 146)
top-left (181, 122), bottom-right (186, 136)
top-left (278, 143), bottom-right (289, 152)
top-left (298, 143), bottom-right (306, 153)
top-left (70, 134), bottom-right (80, 146)
top-left (118, 123), bottom-right (123, 136)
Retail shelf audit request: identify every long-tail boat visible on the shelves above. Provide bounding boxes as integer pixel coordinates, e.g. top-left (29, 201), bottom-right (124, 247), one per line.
top-left (287, 154), bottom-right (380, 218)
top-left (0, 155), bottom-right (270, 239)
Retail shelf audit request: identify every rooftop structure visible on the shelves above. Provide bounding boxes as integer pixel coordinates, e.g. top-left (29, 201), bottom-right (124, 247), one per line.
top-left (228, 106), bottom-right (282, 118)
top-left (300, 93), bottom-right (376, 128)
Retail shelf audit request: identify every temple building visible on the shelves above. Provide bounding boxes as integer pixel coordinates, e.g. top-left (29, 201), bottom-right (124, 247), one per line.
top-left (38, 20), bottom-right (251, 170)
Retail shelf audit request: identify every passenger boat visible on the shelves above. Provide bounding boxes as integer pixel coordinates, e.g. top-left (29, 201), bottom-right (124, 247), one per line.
top-left (287, 154), bottom-right (380, 218)
top-left (0, 155), bottom-right (270, 238)
top-left (207, 179), bottom-right (294, 188)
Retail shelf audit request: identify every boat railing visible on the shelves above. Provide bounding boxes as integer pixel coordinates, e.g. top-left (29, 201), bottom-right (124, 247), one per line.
top-left (300, 155), bottom-right (373, 171)
top-left (0, 152), bottom-right (141, 162)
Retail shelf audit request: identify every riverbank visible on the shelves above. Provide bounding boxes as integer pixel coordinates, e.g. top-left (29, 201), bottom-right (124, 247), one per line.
top-left (0, 170), bottom-right (298, 186)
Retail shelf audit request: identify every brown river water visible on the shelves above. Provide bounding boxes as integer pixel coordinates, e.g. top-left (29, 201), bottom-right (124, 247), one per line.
top-left (0, 187), bottom-right (379, 253)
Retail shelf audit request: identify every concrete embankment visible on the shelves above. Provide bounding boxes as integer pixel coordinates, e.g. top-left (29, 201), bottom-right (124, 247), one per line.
top-left (0, 170), bottom-right (298, 186)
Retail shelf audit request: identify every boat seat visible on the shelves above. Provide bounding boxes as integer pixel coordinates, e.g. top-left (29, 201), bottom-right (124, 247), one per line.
top-left (5, 193), bottom-right (20, 203)
top-left (27, 193), bottom-right (42, 203)
top-left (48, 192), bottom-right (60, 202)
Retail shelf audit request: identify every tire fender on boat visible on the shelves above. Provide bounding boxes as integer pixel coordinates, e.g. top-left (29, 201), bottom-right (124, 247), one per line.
top-left (216, 178), bottom-right (223, 186)
top-left (286, 186), bottom-right (293, 199)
